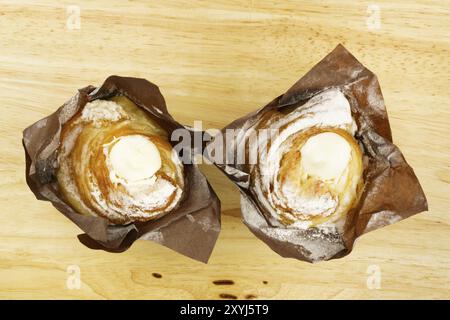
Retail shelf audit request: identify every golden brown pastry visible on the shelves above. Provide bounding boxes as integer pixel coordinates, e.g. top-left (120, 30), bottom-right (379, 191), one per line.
top-left (57, 95), bottom-right (184, 224)
top-left (246, 88), bottom-right (364, 232)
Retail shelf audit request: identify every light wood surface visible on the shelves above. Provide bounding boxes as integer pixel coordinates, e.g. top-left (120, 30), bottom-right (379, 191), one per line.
top-left (0, 0), bottom-right (449, 300)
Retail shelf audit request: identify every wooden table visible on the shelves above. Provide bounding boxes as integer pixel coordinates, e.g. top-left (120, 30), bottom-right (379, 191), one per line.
top-left (0, 0), bottom-right (449, 299)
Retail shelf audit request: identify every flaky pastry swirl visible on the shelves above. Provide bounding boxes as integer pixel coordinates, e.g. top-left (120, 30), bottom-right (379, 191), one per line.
top-left (57, 96), bottom-right (184, 224)
top-left (247, 89), bottom-right (364, 231)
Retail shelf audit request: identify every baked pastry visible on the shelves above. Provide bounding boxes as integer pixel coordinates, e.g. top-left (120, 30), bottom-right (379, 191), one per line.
top-left (57, 95), bottom-right (184, 224)
top-left (204, 44), bottom-right (427, 262)
top-left (24, 76), bottom-right (222, 260)
top-left (245, 88), bottom-right (364, 233)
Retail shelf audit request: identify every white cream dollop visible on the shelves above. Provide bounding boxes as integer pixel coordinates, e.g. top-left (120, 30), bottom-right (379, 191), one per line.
top-left (300, 132), bottom-right (351, 181)
top-left (108, 135), bottom-right (161, 183)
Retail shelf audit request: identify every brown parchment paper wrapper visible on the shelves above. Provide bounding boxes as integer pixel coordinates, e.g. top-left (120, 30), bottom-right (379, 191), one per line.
top-left (207, 44), bottom-right (427, 262)
top-left (23, 76), bottom-right (221, 263)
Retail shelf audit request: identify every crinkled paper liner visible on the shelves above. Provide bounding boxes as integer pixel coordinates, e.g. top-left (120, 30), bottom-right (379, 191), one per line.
top-left (23, 76), bottom-right (221, 263)
top-left (207, 44), bottom-right (428, 262)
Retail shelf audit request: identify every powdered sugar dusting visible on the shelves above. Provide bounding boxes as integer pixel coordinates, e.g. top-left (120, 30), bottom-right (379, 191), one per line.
top-left (81, 100), bottom-right (125, 125)
top-left (240, 194), bottom-right (345, 262)
top-left (279, 181), bottom-right (337, 217)
top-left (366, 211), bottom-right (402, 231)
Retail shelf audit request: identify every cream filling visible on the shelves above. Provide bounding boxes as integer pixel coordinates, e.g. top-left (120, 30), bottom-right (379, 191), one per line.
top-left (254, 88), bottom-right (355, 193)
top-left (106, 135), bottom-right (161, 186)
top-left (276, 132), bottom-right (352, 218)
top-left (300, 132), bottom-right (351, 181)
top-left (97, 135), bottom-right (183, 220)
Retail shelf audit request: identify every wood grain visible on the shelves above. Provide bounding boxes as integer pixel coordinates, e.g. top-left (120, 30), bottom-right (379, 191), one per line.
top-left (0, 0), bottom-right (449, 299)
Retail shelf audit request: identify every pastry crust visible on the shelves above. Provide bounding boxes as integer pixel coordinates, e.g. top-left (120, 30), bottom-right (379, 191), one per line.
top-left (57, 95), bottom-right (184, 224)
top-left (247, 89), bottom-right (364, 230)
